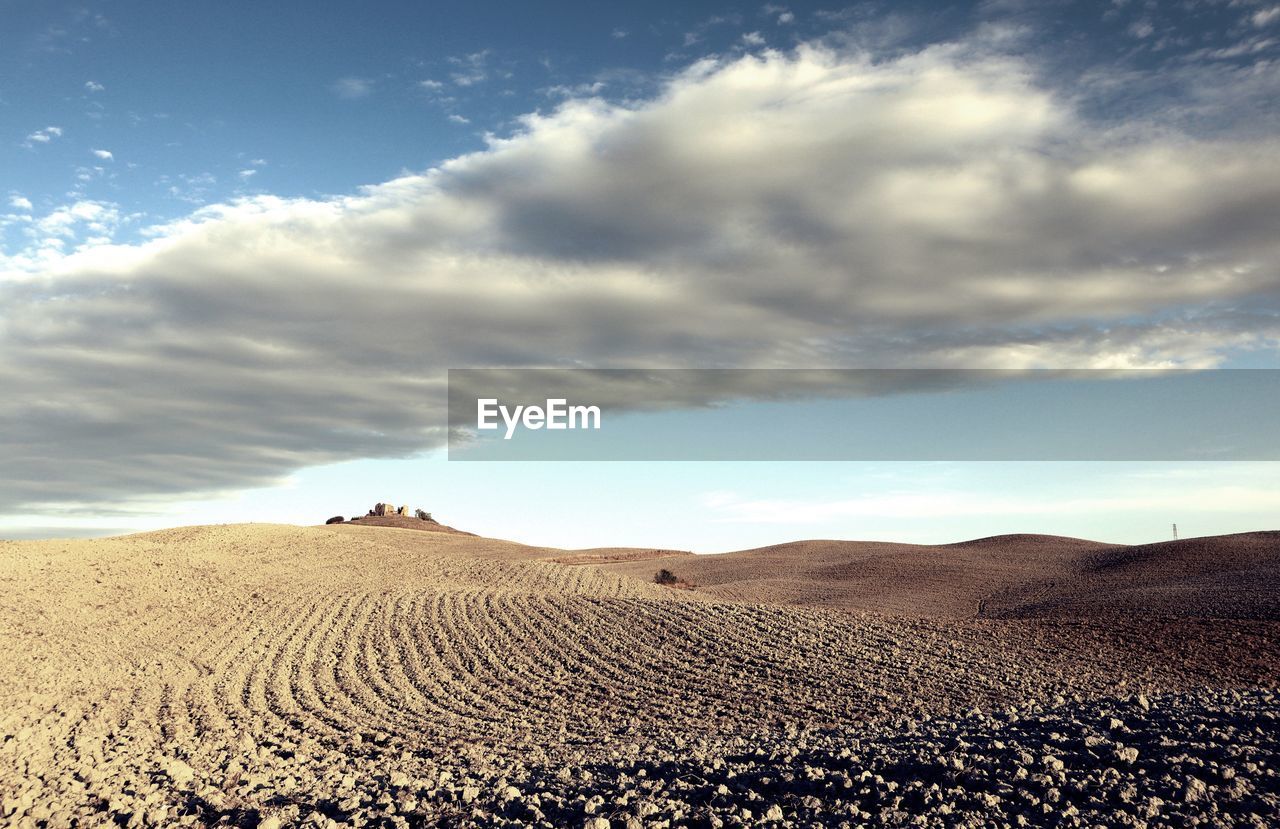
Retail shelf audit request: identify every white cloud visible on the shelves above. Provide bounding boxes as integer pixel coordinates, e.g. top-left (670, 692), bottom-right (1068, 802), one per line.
top-left (91, 148), bottom-right (113, 160)
top-left (419, 79), bottom-right (445, 91)
top-left (742, 31), bottom-right (766, 47)
top-left (764, 4), bottom-right (793, 24)
top-left (5, 199), bottom-right (124, 269)
top-left (161, 171), bottom-right (217, 204)
top-left (612, 28), bottom-right (629, 39)
top-left (331, 77), bottom-right (372, 98)
top-left (449, 51), bottom-right (490, 87)
top-left (238, 169), bottom-right (257, 179)
top-left (23, 126), bottom-right (63, 146)
top-left (447, 114), bottom-right (471, 125)
top-left (2, 41), bottom-right (1279, 510)
top-left (1128, 19), bottom-right (1154, 38)
top-left (543, 81), bottom-right (607, 99)
top-left (1253, 6), bottom-right (1280, 27)
top-left (84, 80), bottom-right (104, 92)
top-left (9, 195), bottom-right (33, 211)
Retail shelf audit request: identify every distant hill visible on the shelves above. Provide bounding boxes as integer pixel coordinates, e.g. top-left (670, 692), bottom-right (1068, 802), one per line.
top-left (981, 531), bottom-right (1280, 619)
top-left (596, 531), bottom-right (1280, 620)
top-left (6, 522), bottom-right (1278, 827)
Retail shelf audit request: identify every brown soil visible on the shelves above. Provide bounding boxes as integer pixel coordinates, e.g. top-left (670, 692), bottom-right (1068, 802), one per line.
top-left (596, 531), bottom-right (1280, 619)
top-left (1, 524), bottom-right (1276, 827)
top-left (548, 549), bottom-right (695, 566)
top-left (339, 514), bottom-right (476, 535)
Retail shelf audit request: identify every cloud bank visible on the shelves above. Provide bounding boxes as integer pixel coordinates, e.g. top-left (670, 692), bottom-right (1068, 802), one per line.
top-left (3, 40), bottom-right (1280, 510)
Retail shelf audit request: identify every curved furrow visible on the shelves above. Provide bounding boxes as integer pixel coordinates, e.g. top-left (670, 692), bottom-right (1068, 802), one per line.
top-left (592, 600), bottom-right (853, 724)
top-left (420, 590), bottom-right (509, 729)
top-left (286, 591), bottom-right (374, 742)
top-left (357, 591), bottom-right (444, 739)
top-left (445, 592), bottom-right (568, 728)
top-left (206, 599), bottom-right (300, 738)
top-left (480, 594), bottom-right (597, 726)
top-left (297, 590), bottom-right (391, 740)
top-left (562, 598), bottom-right (748, 708)
top-left (382, 590), bottom-right (484, 732)
top-left (432, 590), bottom-right (531, 730)
top-left (242, 592), bottom-right (331, 742)
top-left (396, 590), bottom-right (494, 728)
top-left (405, 591), bottom-right (502, 727)
top-left (511, 597), bottom-right (677, 728)
top-left (331, 591), bottom-right (416, 738)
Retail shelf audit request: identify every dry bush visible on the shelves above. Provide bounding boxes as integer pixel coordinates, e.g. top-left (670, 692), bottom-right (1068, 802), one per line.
top-left (654, 568), bottom-right (678, 585)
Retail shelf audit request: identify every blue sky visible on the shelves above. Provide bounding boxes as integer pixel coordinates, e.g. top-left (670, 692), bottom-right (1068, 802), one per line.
top-left (3, 1), bottom-right (1280, 546)
top-left (3, 1), bottom-right (836, 229)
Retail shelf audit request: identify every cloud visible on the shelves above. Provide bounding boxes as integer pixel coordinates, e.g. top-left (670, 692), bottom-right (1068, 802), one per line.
top-left (91, 148), bottom-right (114, 160)
top-left (161, 172), bottom-right (217, 204)
top-left (2, 41), bottom-right (1280, 511)
top-left (32, 199), bottom-right (119, 238)
top-left (742, 32), bottom-right (766, 47)
top-left (238, 169), bottom-right (257, 179)
top-left (763, 4), bottom-right (793, 24)
top-left (1128, 19), bottom-right (1154, 39)
top-left (419, 79), bottom-right (445, 91)
top-left (85, 80), bottom-right (105, 92)
top-left (23, 126), bottom-right (63, 147)
top-left (9, 195), bottom-right (33, 211)
top-left (1253, 7), bottom-right (1280, 28)
top-left (449, 51), bottom-right (490, 87)
top-left (543, 81), bottom-right (607, 99)
top-left (447, 114), bottom-right (471, 125)
top-left (331, 77), bottom-right (372, 99)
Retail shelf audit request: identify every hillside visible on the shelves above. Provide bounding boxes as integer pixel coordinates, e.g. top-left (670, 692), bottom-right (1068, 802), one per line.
top-left (982, 530), bottom-right (1280, 619)
top-left (1, 524), bottom-right (1277, 827)
top-left (598, 532), bottom-right (1280, 620)
top-left (337, 514), bottom-right (477, 535)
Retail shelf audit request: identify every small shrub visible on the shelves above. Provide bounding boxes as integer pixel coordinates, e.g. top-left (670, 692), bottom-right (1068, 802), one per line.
top-left (654, 568), bottom-right (678, 585)
top-left (325, 515), bottom-right (345, 525)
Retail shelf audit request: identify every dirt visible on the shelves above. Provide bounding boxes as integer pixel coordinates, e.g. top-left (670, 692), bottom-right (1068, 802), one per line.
top-left (547, 550), bottom-right (695, 566)
top-left (597, 531), bottom-right (1280, 619)
top-left (340, 515), bottom-right (476, 535)
top-left (0, 524), bottom-right (1276, 827)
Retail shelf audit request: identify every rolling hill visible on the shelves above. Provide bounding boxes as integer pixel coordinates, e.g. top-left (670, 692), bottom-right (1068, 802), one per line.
top-left (1, 523), bottom-right (1276, 827)
top-left (595, 531), bottom-right (1280, 620)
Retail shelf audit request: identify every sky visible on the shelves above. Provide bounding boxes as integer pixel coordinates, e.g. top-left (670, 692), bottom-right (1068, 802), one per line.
top-left (2, 0), bottom-right (1279, 547)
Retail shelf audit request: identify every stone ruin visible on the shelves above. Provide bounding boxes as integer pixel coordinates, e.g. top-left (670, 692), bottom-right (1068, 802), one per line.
top-left (366, 502), bottom-right (432, 521)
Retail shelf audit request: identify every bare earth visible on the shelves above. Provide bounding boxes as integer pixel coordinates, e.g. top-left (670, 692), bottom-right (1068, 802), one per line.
top-left (1, 524), bottom-right (1277, 828)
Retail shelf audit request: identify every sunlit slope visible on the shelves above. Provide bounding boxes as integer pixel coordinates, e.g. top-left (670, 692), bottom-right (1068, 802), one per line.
top-left (596, 534), bottom-right (1112, 616)
top-left (981, 531), bottom-right (1280, 619)
top-left (2, 523), bottom-right (1277, 825)
top-left (598, 532), bottom-right (1280, 619)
